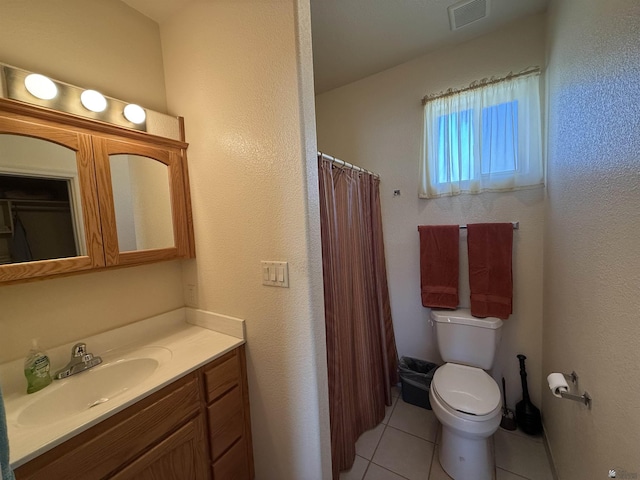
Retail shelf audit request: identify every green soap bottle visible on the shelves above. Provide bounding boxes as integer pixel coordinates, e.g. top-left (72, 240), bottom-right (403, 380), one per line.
top-left (24, 339), bottom-right (52, 394)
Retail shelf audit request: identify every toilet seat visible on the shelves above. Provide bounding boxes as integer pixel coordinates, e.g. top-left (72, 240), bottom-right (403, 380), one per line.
top-left (431, 363), bottom-right (501, 417)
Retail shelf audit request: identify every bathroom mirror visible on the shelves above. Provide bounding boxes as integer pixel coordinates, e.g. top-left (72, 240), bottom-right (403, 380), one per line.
top-left (109, 154), bottom-right (174, 252)
top-left (0, 109), bottom-right (106, 282)
top-left (0, 133), bottom-right (86, 264)
top-left (94, 135), bottom-right (191, 267)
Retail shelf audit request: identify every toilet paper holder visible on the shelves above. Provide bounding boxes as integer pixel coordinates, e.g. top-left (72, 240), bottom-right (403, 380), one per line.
top-left (560, 371), bottom-right (592, 408)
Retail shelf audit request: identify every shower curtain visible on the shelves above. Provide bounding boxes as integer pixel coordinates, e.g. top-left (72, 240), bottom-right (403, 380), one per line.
top-left (318, 154), bottom-right (399, 479)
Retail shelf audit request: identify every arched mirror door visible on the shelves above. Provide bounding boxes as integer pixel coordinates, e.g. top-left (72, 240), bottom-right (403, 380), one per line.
top-left (0, 116), bottom-right (103, 282)
top-left (93, 137), bottom-right (190, 266)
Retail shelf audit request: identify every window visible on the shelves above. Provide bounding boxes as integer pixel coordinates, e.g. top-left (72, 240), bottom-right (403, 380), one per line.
top-left (420, 72), bottom-right (543, 198)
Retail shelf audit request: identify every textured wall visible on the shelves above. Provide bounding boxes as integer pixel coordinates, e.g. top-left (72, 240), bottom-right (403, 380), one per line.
top-left (0, 0), bottom-right (184, 363)
top-left (315, 14), bottom-right (546, 410)
top-left (543, 0), bottom-right (640, 477)
top-left (160, 1), bottom-right (331, 478)
top-left (0, 0), bottom-right (167, 112)
top-left (0, 262), bottom-right (184, 362)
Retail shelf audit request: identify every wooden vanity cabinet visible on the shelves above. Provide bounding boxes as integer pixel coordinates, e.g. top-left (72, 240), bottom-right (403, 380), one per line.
top-left (110, 417), bottom-right (209, 480)
top-left (203, 347), bottom-right (254, 479)
top-left (14, 345), bottom-right (254, 480)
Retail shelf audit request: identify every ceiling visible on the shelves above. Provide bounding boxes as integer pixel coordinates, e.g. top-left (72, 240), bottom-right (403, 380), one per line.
top-left (121, 0), bottom-right (191, 24)
top-left (311, 0), bottom-right (548, 93)
top-left (122, 0), bottom-right (549, 94)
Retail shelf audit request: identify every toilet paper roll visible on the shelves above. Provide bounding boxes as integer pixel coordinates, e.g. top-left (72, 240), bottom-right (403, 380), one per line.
top-left (547, 373), bottom-right (569, 398)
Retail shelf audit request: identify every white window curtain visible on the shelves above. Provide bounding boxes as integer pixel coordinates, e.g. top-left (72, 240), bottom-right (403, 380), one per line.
top-left (419, 72), bottom-right (543, 198)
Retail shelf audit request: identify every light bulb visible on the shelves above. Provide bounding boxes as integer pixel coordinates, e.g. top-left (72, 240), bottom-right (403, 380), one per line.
top-left (24, 74), bottom-right (57, 100)
top-left (123, 104), bottom-right (146, 124)
top-left (80, 90), bottom-right (107, 113)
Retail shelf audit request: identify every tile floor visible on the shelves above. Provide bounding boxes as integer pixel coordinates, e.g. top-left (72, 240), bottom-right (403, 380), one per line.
top-left (340, 387), bottom-right (555, 480)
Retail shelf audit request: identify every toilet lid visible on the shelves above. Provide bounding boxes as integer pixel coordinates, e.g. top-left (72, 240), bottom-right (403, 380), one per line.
top-left (432, 363), bottom-right (501, 416)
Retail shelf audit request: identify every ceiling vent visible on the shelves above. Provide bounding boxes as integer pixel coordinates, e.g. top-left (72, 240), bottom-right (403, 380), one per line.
top-left (448, 0), bottom-right (489, 30)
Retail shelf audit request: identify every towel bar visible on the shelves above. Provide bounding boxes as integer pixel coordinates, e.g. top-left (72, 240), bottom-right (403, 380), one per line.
top-left (459, 222), bottom-right (519, 230)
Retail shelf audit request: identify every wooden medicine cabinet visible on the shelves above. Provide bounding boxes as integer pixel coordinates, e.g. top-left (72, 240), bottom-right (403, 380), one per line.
top-left (0, 98), bottom-right (194, 283)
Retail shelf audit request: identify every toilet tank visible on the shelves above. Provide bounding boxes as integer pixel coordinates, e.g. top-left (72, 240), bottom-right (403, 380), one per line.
top-left (431, 309), bottom-right (503, 370)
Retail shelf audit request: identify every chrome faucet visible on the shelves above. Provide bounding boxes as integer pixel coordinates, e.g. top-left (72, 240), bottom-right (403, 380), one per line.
top-left (54, 343), bottom-right (102, 380)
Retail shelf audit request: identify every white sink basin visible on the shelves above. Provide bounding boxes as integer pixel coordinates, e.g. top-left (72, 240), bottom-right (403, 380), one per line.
top-left (17, 347), bottom-right (171, 427)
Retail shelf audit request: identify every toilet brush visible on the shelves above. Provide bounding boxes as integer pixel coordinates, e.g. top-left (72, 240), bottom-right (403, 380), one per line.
top-left (516, 354), bottom-right (542, 435)
top-left (500, 377), bottom-right (517, 430)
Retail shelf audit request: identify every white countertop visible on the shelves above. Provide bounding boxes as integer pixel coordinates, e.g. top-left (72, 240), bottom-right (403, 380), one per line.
top-left (0, 307), bottom-right (246, 469)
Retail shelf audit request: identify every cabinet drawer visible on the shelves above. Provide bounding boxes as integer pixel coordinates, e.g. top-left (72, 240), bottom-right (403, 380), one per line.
top-left (15, 373), bottom-right (201, 480)
top-left (208, 385), bottom-right (244, 460)
top-left (203, 349), bottom-right (240, 402)
top-left (212, 436), bottom-right (250, 480)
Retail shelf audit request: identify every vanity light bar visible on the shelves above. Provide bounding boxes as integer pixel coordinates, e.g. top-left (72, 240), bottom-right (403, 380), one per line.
top-left (123, 103), bottom-right (146, 124)
top-left (0, 64), bottom-right (148, 132)
top-left (80, 89), bottom-right (108, 113)
top-left (24, 74), bottom-right (58, 100)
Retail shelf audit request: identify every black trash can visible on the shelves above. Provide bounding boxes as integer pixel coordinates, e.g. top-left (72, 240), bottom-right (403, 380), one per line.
top-left (398, 357), bottom-right (439, 410)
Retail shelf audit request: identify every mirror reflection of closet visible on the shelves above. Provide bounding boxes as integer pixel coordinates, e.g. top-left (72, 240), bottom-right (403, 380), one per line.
top-left (0, 134), bottom-right (84, 264)
top-left (109, 154), bottom-right (174, 252)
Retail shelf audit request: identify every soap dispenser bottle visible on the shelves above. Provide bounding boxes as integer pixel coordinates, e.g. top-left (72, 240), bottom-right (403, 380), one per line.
top-left (24, 339), bottom-right (52, 394)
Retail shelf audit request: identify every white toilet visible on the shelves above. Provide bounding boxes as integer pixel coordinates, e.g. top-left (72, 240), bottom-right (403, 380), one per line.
top-left (428, 309), bottom-right (503, 480)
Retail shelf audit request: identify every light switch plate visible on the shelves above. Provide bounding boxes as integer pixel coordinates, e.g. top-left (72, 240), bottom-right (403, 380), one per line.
top-left (261, 261), bottom-right (289, 288)
top-left (185, 283), bottom-right (198, 307)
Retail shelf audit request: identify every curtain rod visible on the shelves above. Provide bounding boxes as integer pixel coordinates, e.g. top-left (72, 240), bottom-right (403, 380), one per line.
top-left (421, 66), bottom-right (541, 105)
top-left (318, 152), bottom-right (380, 179)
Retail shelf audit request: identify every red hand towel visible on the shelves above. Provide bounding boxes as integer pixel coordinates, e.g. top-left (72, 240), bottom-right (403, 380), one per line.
top-left (418, 225), bottom-right (459, 309)
top-left (467, 223), bottom-right (513, 319)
